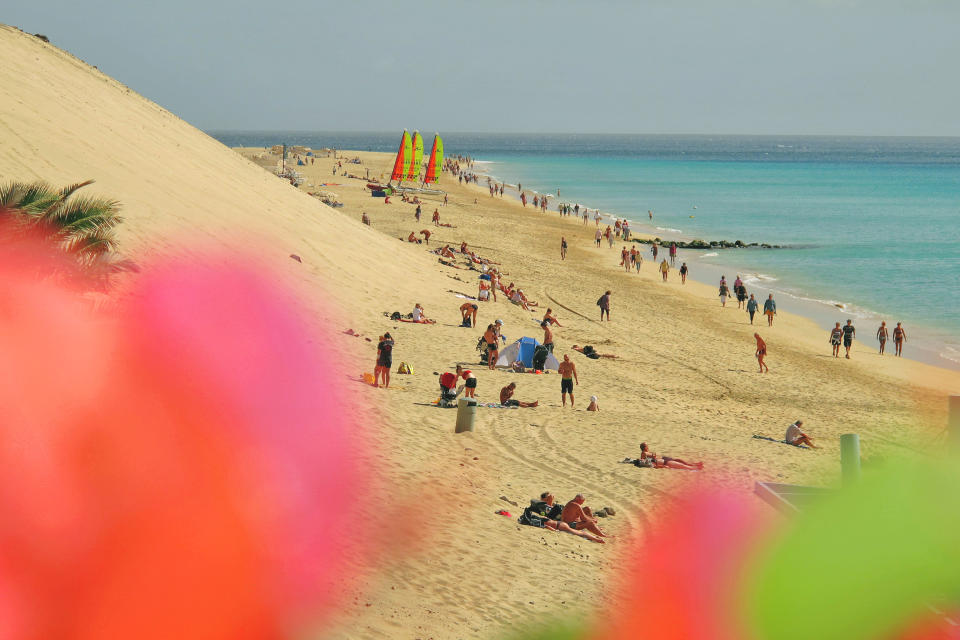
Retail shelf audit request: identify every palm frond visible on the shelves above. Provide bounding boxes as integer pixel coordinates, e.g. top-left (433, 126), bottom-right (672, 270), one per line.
top-left (0, 181), bottom-right (60, 218)
top-left (42, 195), bottom-right (123, 240)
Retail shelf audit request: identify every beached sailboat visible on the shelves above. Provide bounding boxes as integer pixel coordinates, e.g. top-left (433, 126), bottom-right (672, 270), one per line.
top-left (368, 131), bottom-right (445, 196)
top-left (423, 134), bottom-right (443, 185)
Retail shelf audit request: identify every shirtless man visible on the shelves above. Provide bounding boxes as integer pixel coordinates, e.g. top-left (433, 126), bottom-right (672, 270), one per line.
top-left (529, 493), bottom-right (602, 543)
top-left (754, 333), bottom-right (769, 373)
top-left (483, 324), bottom-right (500, 370)
top-left (561, 494), bottom-right (607, 538)
top-left (893, 322), bottom-right (907, 356)
top-left (460, 302), bottom-right (478, 327)
top-left (541, 320), bottom-right (554, 353)
top-left (419, 229), bottom-right (431, 244)
top-left (432, 209), bottom-right (440, 226)
top-left (543, 308), bottom-right (562, 327)
top-left (560, 236), bottom-right (567, 260)
top-left (558, 354), bottom-right (579, 407)
top-left (500, 382), bottom-right (538, 408)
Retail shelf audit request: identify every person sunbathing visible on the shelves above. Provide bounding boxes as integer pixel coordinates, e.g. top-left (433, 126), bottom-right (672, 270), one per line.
top-left (561, 494), bottom-right (608, 538)
top-left (438, 245), bottom-right (456, 259)
top-left (572, 345), bottom-right (618, 359)
top-left (543, 308), bottom-right (562, 327)
top-left (526, 493), bottom-right (603, 543)
top-left (510, 289), bottom-right (531, 311)
top-left (639, 442), bottom-right (703, 470)
top-left (460, 241), bottom-right (468, 253)
top-left (500, 382), bottom-right (538, 407)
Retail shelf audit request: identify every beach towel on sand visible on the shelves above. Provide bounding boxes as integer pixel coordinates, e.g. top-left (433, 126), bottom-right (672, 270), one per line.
top-left (752, 434), bottom-right (810, 449)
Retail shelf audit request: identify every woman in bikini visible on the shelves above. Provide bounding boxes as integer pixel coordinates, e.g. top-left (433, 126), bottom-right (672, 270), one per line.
top-left (639, 442), bottom-right (703, 470)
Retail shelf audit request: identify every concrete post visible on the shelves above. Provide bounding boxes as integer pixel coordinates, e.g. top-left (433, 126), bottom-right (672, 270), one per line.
top-left (840, 433), bottom-right (861, 487)
top-left (455, 397), bottom-right (477, 433)
top-left (949, 396), bottom-right (960, 450)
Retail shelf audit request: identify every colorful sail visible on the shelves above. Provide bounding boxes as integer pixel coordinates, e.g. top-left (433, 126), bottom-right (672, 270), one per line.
top-left (390, 130), bottom-right (411, 182)
top-left (424, 134), bottom-right (444, 184)
top-left (407, 131), bottom-right (424, 181)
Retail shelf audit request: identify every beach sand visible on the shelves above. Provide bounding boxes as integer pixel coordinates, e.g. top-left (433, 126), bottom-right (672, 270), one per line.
top-left (3, 24), bottom-right (959, 639)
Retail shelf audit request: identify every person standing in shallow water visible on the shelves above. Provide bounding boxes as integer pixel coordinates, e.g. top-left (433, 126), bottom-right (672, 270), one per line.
top-left (876, 321), bottom-right (889, 355)
top-left (679, 262), bottom-right (688, 283)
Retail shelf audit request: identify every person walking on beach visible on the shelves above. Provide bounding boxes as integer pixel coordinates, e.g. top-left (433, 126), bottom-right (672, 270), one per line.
top-left (415, 204), bottom-right (421, 222)
top-left (841, 319), bottom-right (856, 359)
top-left (659, 259), bottom-right (669, 282)
top-left (595, 228), bottom-right (602, 247)
top-left (605, 226), bottom-right (613, 248)
top-left (893, 322), bottom-right (907, 356)
top-left (432, 209), bottom-right (440, 226)
top-left (679, 262), bottom-right (688, 283)
top-left (877, 321), bottom-right (889, 355)
top-left (621, 246), bottom-right (631, 272)
top-left (754, 333), bottom-right (769, 373)
top-left (763, 294), bottom-right (777, 326)
top-left (719, 282), bottom-right (730, 307)
top-left (558, 354), bottom-right (579, 407)
top-left (669, 243), bottom-right (677, 266)
top-left (829, 322), bottom-right (843, 358)
top-left (560, 236), bottom-right (568, 260)
top-left (651, 243), bottom-right (659, 261)
top-left (747, 294), bottom-right (758, 324)
top-left (598, 290), bottom-right (611, 321)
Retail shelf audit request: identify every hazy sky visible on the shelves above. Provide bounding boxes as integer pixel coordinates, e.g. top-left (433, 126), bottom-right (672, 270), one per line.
top-left (7, 1), bottom-right (960, 135)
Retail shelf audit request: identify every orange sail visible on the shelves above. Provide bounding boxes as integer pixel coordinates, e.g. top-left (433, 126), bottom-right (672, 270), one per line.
top-left (424, 134), bottom-right (444, 184)
top-left (390, 130), bottom-right (411, 182)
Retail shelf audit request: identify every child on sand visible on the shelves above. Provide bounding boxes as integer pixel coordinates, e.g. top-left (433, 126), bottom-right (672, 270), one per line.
top-left (587, 395), bottom-right (599, 411)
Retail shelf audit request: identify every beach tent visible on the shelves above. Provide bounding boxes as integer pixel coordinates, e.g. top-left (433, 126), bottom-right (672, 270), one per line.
top-left (496, 337), bottom-right (560, 370)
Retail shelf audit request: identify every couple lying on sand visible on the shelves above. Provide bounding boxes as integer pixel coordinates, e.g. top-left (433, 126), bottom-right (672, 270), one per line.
top-left (519, 492), bottom-right (613, 544)
top-left (622, 442), bottom-right (704, 470)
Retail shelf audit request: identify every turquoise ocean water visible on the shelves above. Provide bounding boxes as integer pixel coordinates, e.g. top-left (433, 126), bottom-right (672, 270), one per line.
top-left (210, 132), bottom-right (960, 368)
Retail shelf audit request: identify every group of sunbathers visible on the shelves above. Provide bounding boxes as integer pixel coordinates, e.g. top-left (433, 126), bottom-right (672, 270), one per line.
top-left (518, 492), bottom-right (612, 543)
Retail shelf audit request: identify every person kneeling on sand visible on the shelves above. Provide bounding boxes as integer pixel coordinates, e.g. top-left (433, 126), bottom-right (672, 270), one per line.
top-left (561, 494), bottom-right (608, 538)
top-left (587, 395), bottom-right (600, 411)
top-left (500, 382), bottom-right (538, 407)
top-left (785, 420), bottom-right (818, 448)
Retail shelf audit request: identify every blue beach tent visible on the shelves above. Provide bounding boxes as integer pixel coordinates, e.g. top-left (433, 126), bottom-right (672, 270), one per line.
top-left (495, 337), bottom-right (560, 370)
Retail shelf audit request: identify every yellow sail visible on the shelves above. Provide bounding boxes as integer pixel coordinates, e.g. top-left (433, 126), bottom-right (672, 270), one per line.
top-left (407, 131), bottom-right (423, 181)
top-left (424, 134), bottom-right (444, 183)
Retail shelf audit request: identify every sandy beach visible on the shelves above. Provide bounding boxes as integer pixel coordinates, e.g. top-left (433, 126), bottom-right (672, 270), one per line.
top-left (3, 24), bottom-right (959, 639)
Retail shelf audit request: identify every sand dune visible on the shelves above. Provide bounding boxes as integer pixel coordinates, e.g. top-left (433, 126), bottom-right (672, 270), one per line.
top-left (2, 24), bottom-right (958, 639)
